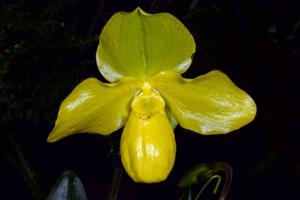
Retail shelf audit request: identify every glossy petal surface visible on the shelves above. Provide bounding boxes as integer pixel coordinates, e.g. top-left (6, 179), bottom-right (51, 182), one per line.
top-left (48, 77), bottom-right (140, 142)
top-left (121, 84), bottom-right (176, 183)
top-left (150, 70), bottom-right (257, 135)
top-left (96, 7), bottom-right (195, 82)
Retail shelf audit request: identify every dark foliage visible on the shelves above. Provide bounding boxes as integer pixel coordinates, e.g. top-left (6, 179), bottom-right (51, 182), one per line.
top-left (0, 0), bottom-right (299, 200)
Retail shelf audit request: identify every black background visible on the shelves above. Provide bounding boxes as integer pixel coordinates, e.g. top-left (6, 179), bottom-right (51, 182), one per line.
top-left (0, 0), bottom-right (299, 199)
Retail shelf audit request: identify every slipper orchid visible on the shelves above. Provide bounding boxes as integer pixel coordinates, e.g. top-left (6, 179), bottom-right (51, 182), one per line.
top-left (47, 8), bottom-right (256, 183)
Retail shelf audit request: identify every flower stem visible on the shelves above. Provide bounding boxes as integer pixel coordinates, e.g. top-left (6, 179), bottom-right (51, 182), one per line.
top-left (104, 135), bottom-right (123, 200)
top-left (105, 166), bottom-right (123, 200)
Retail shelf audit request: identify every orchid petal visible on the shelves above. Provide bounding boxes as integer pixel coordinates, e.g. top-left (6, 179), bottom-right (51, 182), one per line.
top-left (47, 77), bottom-right (140, 142)
top-left (96, 7), bottom-right (195, 82)
top-left (150, 70), bottom-right (256, 135)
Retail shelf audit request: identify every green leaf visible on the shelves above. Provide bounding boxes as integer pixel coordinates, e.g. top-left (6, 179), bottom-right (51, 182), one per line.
top-left (96, 7), bottom-right (196, 82)
top-left (47, 171), bottom-right (87, 200)
top-left (179, 162), bottom-right (228, 188)
top-left (178, 162), bottom-right (233, 200)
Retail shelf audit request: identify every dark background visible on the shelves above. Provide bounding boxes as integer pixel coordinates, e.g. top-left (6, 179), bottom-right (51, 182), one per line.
top-left (0, 0), bottom-right (299, 199)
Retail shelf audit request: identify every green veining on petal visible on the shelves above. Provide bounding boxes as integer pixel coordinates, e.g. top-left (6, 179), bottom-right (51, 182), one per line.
top-left (96, 7), bottom-right (196, 82)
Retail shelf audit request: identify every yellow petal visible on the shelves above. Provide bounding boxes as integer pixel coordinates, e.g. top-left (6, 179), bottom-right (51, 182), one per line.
top-left (150, 70), bottom-right (256, 135)
top-left (96, 7), bottom-right (195, 82)
top-left (47, 77), bottom-right (140, 142)
top-left (121, 83), bottom-right (176, 183)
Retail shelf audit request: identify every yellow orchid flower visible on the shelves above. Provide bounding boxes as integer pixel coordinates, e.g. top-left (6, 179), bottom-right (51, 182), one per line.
top-left (47, 8), bottom-right (256, 183)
